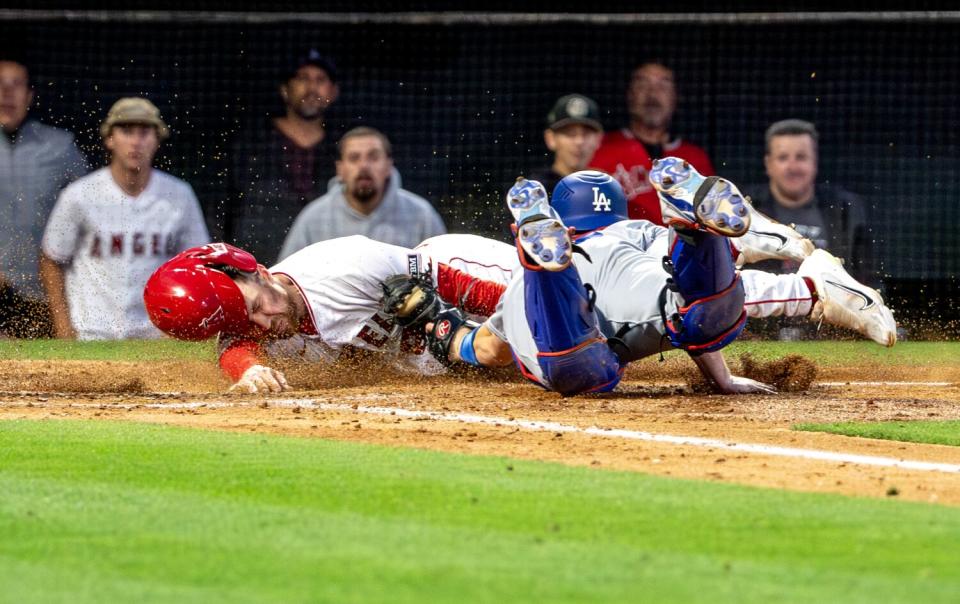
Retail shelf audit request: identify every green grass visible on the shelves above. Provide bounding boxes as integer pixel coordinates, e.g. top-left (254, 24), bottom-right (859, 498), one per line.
top-left (723, 340), bottom-right (960, 367)
top-left (2, 339), bottom-right (956, 367)
top-left (1, 420), bottom-right (959, 603)
top-left (0, 338), bottom-right (216, 361)
top-left (796, 420), bottom-right (960, 447)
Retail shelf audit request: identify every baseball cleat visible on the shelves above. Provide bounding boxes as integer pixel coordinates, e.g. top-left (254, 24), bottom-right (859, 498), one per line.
top-left (507, 177), bottom-right (554, 226)
top-left (506, 177), bottom-right (571, 271)
top-left (798, 249), bottom-right (896, 347)
top-left (513, 218), bottom-right (573, 271)
top-left (649, 157), bottom-right (750, 238)
top-left (733, 196), bottom-right (815, 266)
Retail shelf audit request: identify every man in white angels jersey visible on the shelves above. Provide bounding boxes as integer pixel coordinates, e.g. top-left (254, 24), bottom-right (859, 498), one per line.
top-left (143, 234), bottom-right (517, 393)
top-left (40, 97), bottom-right (209, 340)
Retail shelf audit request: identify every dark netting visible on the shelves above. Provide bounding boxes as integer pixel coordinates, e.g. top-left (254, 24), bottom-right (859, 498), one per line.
top-left (3, 12), bottom-right (959, 332)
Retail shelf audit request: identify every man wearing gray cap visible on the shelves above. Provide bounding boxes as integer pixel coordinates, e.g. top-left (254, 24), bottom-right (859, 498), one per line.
top-left (526, 94), bottom-right (603, 196)
top-left (40, 97), bottom-right (209, 339)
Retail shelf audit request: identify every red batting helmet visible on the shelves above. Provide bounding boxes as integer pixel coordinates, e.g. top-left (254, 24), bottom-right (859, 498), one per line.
top-left (143, 243), bottom-right (258, 341)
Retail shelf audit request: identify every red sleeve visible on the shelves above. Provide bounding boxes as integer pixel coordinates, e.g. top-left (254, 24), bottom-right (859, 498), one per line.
top-left (435, 262), bottom-right (506, 317)
top-left (219, 339), bottom-right (263, 381)
top-left (588, 131), bottom-right (622, 173)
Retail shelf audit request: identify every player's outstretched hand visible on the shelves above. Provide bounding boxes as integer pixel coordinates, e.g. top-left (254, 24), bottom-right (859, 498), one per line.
top-left (229, 364), bottom-right (290, 394)
top-left (721, 375), bottom-right (777, 395)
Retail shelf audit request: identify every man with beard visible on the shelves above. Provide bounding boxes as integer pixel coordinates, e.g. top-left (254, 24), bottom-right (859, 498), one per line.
top-left (278, 126), bottom-right (445, 259)
top-left (590, 62), bottom-right (714, 224)
top-left (225, 49), bottom-right (341, 265)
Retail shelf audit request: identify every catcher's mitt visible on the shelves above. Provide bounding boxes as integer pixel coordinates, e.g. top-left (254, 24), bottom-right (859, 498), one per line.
top-left (379, 274), bottom-right (443, 328)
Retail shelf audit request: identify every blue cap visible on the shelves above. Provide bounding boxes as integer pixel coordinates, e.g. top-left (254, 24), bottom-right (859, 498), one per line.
top-left (551, 170), bottom-right (628, 232)
top-left (285, 49), bottom-right (338, 83)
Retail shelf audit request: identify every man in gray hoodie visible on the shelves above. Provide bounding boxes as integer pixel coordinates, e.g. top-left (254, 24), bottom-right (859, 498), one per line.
top-left (0, 56), bottom-right (87, 337)
top-left (279, 126), bottom-right (445, 260)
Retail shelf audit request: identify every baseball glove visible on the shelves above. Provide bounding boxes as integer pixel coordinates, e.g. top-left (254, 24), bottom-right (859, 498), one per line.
top-left (379, 274), bottom-right (443, 328)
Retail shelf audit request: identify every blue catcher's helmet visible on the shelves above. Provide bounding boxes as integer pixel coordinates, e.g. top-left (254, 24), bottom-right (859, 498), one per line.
top-left (551, 170), bottom-right (628, 232)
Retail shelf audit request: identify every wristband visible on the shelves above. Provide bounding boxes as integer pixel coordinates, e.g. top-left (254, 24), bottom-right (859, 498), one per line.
top-left (458, 328), bottom-right (481, 366)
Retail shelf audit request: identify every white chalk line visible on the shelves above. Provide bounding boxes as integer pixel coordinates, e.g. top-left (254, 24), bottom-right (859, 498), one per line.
top-left (818, 381), bottom-right (953, 387)
top-left (5, 396), bottom-right (959, 475)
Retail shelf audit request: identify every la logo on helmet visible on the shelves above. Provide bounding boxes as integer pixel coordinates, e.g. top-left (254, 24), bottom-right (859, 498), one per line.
top-left (592, 187), bottom-right (612, 212)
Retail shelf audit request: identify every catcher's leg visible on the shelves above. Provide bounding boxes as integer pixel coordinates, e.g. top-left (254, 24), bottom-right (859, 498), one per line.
top-left (649, 157), bottom-right (750, 237)
top-left (501, 177), bottom-right (621, 395)
top-left (662, 228), bottom-right (747, 354)
top-left (650, 157), bottom-right (813, 265)
top-left (502, 265), bottom-right (622, 396)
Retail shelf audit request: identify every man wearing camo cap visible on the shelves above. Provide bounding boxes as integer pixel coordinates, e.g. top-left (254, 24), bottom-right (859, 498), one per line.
top-left (525, 93), bottom-right (604, 196)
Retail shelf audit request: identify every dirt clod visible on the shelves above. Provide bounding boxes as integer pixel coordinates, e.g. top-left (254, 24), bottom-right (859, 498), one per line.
top-left (739, 353), bottom-right (817, 392)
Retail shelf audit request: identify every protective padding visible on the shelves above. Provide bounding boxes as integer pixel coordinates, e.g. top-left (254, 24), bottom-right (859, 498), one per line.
top-left (524, 265), bottom-right (596, 353)
top-left (664, 230), bottom-right (746, 353)
top-left (664, 275), bottom-right (747, 354)
top-left (670, 230), bottom-right (738, 301)
top-left (537, 339), bottom-right (622, 396)
top-left (521, 265), bottom-right (622, 395)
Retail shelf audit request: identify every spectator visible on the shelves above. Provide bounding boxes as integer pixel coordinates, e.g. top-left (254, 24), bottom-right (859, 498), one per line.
top-left (226, 49), bottom-right (341, 265)
top-left (744, 119), bottom-right (874, 284)
top-left (0, 57), bottom-right (87, 338)
top-left (280, 126), bottom-right (445, 259)
top-left (40, 97), bottom-right (209, 340)
top-left (590, 62), bottom-right (714, 223)
top-left (526, 94), bottom-right (603, 196)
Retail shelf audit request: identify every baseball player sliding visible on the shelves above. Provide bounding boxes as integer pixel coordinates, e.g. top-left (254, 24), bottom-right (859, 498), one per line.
top-left (407, 160), bottom-right (896, 396)
top-left (143, 234), bottom-right (516, 393)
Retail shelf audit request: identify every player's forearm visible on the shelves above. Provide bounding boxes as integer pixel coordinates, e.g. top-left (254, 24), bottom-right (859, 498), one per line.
top-left (219, 339), bottom-right (263, 381)
top-left (38, 254), bottom-right (74, 339)
top-left (691, 350), bottom-right (776, 395)
top-left (450, 324), bottom-right (512, 367)
top-left (690, 351), bottom-right (734, 390)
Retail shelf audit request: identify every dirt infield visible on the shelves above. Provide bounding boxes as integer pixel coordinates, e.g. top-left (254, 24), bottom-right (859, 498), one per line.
top-left (2, 355), bottom-right (960, 505)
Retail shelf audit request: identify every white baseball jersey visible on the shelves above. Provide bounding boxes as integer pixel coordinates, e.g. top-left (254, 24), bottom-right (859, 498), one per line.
top-left (218, 234), bottom-right (516, 378)
top-left (42, 167), bottom-right (210, 340)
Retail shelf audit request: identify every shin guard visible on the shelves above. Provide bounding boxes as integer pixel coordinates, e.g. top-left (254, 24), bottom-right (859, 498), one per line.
top-left (522, 267), bottom-right (622, 395)
top-left (663, 230), bottom-right (747, 354)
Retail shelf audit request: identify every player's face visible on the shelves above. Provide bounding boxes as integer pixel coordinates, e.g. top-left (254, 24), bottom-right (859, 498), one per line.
top-left (337, 135), bottom-right (393, 203)
top-left (765, 134), bottom-right (818, 204)
top-left (544, 124), bottom-right (602, 173)
top-left (105, 124), bottom-right (159, 173)
top-left (281, 65), bottom-right (339, 120)
top-left (236, 269), bottom-right (300, 338)
top-left (0, 61), bottom-right (33, 132)
top-left (627, 63), bottom-right (677, 131)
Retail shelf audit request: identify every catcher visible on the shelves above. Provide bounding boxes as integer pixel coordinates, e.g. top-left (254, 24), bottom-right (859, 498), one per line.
top-left (401, 161), bottom-right (896, 396)
top-left (143, 234), bottom-right (515, 393)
